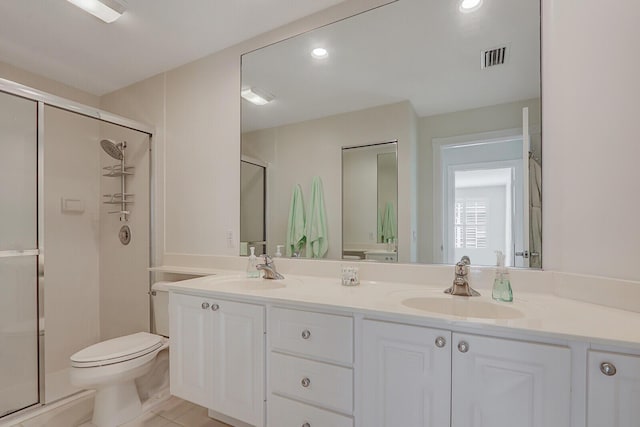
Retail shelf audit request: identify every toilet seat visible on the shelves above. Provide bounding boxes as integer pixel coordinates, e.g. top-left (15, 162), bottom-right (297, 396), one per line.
top-left (71, 332), bottom-right (163, 368)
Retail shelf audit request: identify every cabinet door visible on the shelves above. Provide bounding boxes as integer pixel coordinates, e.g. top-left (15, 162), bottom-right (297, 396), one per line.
top-left (211, 299), bottom-right (265, 427)
top-left (362, 320), bottom-right (451, 427)
top-left (451, 333), bottom-right (571, 427)
top-left (588, 350), bottom-right (640, 427)
top-left (169, 293), bottom-right (214, 408)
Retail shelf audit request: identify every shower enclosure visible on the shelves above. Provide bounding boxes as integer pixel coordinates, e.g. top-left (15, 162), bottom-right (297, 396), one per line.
top-left (0, 78), bottom-right (154, 419)
top-left (0, 89), bottom-right (39, 417)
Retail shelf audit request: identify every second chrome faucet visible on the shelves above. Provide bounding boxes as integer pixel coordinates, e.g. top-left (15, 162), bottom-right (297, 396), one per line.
top-left (256, 255), bottom-right (284, 280)
top-left (445, 256), bottom-right (480, 296)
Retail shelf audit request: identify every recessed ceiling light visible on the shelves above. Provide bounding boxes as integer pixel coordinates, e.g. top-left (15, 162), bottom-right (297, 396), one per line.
top-left (311, 48), bottom-right (329, 59)
top-left (241, 88), bottom-right (274, 106)
top-left (459, 0), bottom-right (483, 13)
top-left (67, 0), bottom-right (127, 23)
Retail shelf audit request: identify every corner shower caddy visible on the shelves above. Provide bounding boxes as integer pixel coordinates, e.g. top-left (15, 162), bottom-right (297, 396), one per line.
top-left (101, 140), bottom-right (134, 222)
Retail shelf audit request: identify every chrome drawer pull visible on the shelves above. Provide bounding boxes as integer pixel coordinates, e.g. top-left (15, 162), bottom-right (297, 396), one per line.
top-left (201, 302), bottom-right (209, 309)
top-left (600, 362), bottom-right (617, 376)
top-left (435, 336), bottom-right (446, 348)
top-left (211, 303), bottom-right (220, 311)
top-left (302, 423), bottom-right (311, 427)
top-left (301, 377), bottom-right (311, 388)
top-left (301, 329), bottom-right (311, 339)
top-left (457, 341), bottom-right (469, 353)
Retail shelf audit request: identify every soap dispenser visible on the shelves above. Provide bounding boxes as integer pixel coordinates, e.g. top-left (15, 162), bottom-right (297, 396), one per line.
top-left (492, 250), bottom-right (513, 302)
top-left (247, 246), bottom-right (260, 278)
top-left (275, 245), bottom-right (283, 258)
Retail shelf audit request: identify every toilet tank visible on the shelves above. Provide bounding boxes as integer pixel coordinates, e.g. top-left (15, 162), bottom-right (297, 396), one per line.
top-left (151, 282), bottom-right (171, 337)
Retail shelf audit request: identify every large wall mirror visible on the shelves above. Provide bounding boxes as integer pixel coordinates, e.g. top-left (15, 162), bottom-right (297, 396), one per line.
top-left (240, 0), bottom-right (541, 268)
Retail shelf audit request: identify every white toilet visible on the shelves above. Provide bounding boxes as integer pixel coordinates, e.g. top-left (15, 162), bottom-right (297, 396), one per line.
top-left (70, 282), bottom-right (170, 427)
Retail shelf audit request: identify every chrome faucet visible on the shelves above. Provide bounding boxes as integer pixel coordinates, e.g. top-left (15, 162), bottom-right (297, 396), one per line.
top-left (445, 256), bottom-right (480, 296)
top-left (256, 255), bottom-right (284, 280)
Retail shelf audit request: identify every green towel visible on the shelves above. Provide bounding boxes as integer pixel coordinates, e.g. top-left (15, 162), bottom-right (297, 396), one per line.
top-left (286, 184), bottom-right (306, 257)
top-left (305, 176), bottom-right (328, 258)
top-left (381, 201), bottom-right (396, 242)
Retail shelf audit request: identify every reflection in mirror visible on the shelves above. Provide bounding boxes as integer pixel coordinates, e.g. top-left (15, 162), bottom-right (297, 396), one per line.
top-left (342, 142), bottom-right (398, 262)
top-left (240, 157), bottom-right (266, 256)
top-left (240, 0), bottom-right (541, 267)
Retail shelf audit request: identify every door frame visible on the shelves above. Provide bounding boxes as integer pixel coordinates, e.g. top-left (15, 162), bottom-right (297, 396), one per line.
top-left (433, 128), bottom-right (524, 264)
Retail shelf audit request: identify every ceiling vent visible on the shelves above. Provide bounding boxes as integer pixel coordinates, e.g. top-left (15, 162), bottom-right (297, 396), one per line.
top-left (481, 45), bottom-right (508, 69)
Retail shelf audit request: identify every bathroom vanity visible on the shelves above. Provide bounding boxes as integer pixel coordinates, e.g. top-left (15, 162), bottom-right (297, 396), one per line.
top-left (166, 272), bottom-right (640, 427)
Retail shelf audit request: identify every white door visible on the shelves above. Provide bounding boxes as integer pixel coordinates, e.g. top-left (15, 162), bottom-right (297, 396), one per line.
top-left (587, 350), bottom-right (640, 427)
top-left (362, 320), bottom-right (451, 427)
top-left (438, 135), bottom-right (525, 266)
top-left (451, 333), bottom-right (571, 427)
top-left (211, 300), bottom-right (265, 427)
top-left (169, 293), bottom-right (214, 408)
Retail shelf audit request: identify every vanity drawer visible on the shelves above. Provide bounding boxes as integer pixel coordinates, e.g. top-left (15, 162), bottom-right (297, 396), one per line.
top-left (269, 307), bottom-right (353, 364)
top-left (270, 352), bottom-right (353, 415)
top-left (268, 394), bottom-right (353, 427)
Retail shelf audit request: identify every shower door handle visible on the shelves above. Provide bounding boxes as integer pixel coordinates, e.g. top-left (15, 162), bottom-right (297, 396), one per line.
top-left (515, 250), bottom-right (530, 259)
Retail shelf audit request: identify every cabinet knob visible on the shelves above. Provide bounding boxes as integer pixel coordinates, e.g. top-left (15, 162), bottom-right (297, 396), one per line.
top-left (457, 341), bottom-right (469, 353)
top-left (301, 377), bottom-right (311, 388)
top-left (201, 302), bottom-right (210, 309)
top-left (301, 329), bottom-right (311, 340)
top-left (600, 362), bottom-right (617, 376)
top-left (302, 423), bottom-right (311, 427)
top-left (435, 336), bottom-right (447, 348)
top-left (211, 303), bottom-right (220, 311)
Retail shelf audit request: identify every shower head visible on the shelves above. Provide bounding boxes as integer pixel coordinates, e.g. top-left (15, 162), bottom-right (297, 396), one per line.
top-left (100, 139), bottom-right (124, 160)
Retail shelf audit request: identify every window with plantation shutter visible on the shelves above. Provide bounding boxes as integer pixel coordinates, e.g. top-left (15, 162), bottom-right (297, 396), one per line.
top-left (454, 198), bottom-right (488, 249)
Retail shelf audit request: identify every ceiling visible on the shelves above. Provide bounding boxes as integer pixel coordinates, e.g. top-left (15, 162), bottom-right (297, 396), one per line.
top-left (241, 0), bottom-right (541, 132)
top-left (0, 0), bottom-right (347, 95)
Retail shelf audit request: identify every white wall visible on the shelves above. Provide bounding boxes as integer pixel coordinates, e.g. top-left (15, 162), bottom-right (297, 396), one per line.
top-left (99, 123), bottom-right (150, 341)
top-left (242, 102), bottom-right (414, 261)
top-left (542, 0), bottom-right (640, 281)
top-left (100, 0), bottom-right (640, 282)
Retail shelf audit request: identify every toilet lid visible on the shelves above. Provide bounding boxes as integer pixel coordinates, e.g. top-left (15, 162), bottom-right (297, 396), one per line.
top-left (70, 332), bottom-right (163, 367)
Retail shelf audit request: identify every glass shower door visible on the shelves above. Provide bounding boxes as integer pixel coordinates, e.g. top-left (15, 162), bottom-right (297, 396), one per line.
top-left (0, 91), bottom-right (39, 416)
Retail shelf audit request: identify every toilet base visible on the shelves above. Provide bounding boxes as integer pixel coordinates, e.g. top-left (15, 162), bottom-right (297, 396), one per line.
top-left (92, 380), bottom-right (141, 427)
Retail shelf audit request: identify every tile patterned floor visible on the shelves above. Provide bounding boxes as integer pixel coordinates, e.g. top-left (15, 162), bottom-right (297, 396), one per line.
top-left (121, 397), bottom-right (230, 427)
top-left (9, 395), bottom-right (229, 427)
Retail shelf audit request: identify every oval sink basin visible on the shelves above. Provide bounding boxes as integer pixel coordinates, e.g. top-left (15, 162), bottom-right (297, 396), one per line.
top-left (213, 278), bottom-right (287, 291)
top-left (402, 297), bottom-right (523, 319)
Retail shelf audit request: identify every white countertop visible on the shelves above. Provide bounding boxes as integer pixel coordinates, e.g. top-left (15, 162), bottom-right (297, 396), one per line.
top-left (167, 272), bottom-right (640, 349)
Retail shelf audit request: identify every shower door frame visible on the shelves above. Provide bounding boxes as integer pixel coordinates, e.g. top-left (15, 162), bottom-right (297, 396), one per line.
top-left (0, 77), bottom-right (155, 416)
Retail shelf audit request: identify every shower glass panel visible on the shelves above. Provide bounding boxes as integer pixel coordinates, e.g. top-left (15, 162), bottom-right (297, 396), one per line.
top-left (0, 91), bottom-right (39, 416)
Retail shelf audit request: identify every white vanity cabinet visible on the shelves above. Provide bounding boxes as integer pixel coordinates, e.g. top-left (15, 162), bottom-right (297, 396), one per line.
top-left (362, 320), bottom-right (452, 427)
top-left (362, 320), bottom-right (571, 427)
top-left (364, 251), bottom-right (398, 263)
top-left (587, 350), bottom-right (640, 427)
top-left (268, 307), bottom-right (355, 427)
top-left (451, 333), bottom-right (571, 427)
top-left (169, 292), bottom-right (265, 427)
